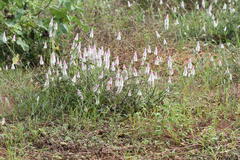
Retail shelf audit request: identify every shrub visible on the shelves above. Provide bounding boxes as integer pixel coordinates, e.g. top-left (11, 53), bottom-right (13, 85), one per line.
top-left (0, 0), bottom-right (88, 67)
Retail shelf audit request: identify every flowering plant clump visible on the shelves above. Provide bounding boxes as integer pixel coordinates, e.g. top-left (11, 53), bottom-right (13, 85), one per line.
top-left (36, 37), bottom-right (169, 116)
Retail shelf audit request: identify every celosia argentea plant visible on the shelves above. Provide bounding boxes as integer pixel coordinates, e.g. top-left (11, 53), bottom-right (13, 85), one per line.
top-left (31, 30), bottom-right (167, 117)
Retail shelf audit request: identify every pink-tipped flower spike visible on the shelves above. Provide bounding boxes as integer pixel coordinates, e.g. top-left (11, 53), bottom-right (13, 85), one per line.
top-left (142, 48), bottom-right (147, 61)
top-left (127, 1), bottom-right (132, 7)
top-left (111, 62), bottom-right (116, 72)
top-left (145, 63), bottom-right (150, 74)
top-left (49, 18), bottom-right (54, 38)
top-left (49, 17), bottom-right (54, 29)
top-left (119, 75), bottom-right (124, 93)
top-left (116, 69), bottom-right (121, 79)
top-left (128, 90), bottom-right (132, 96)
top-left (62, 64), bottom-right (67, 77)
top-left (187, 58), bottom-right (193, 69)
top-left (167, 56), bottom-right (173, 69)
top-left (148, 71), bottom-right (155, 86)
top-left (50, 52), bottom-right (56, 66)
top-left (208, 4), bottom-right (213, 16)
top-left (223, 3), bottom-right (227, 10)
top-left (172, 7), bottom-right (177, 13)
top-left (53, 22), bottom-right (58, 36)
top-left (122, 65), bottom-right (128, 80)
top-left (164, 14), bottom-right (169, 31)
top-left (220, 43), bottom-right (224, 49)
top-left (106, 78), bottom-right (113, 91)
top-left (166, 86), bottom-right (170, 93)
top-left (77, 42), bottom-right (81, 53)
top-left (133, 67), bottom-right (138, 77)
top-left (190, 66), bottom-right (195, 76)
top-left (163, 39), bottom-right (167, 45)
top-left (116, 32), bottom-right (121, 41)
top-left (95, 98), bottom-right (100, 105)
top-left (40, 55), bottom-right (44, 65)
top-left (154, 47), bottom-right (158, 55)
top-left (175, 19), bottom-right (180, 25)
top-left (122, 65), bottom-right (127, 71)
top-left (44, 73), bottom-right (49, 87)
top-left (218, 60), bottom-right (222, 67)
top-left (202, 0), bottom-right (205, 9)
top-left (1, 117), bottom-right (6, 126)
top-left (63, 60), bottom-right (68, 70)
top-left (76, 72), bottom-right (80, 78)
top-left (11, 64), bottom-right (15, 70)
top-left (71, 41), bottom-right (76, 50)
top-left (229, 73), bottom-right (232, 81)
top-left (62, 65), bottom-right (68, 77)
top-left (104, 57), bottom-right (110, 70)
top-left (168, 77), bottom-right (172, 84)
top-left (90, 28), bottom-right (94, 38)
top-left (160, 0), bottom-right (163, 5)
top-left (74, 33), bottom-right (79, 41)
top-left (195, 1), bottom-right (200, 10)
top-left (154, 56), bottom-right (160, 65)
top-left (213, 19), bottom-right (218, 28)
top-left (43, 42), bottom-right (47, 49)
top-left (155, 31), bottom-right (160, 39)
top-left (210, 56), bottom-right (214, 62)
top-left (224, 27), bottom-right (227, 32)
top-left (195, 41), bottom-right (200, 53)
top-left (72, 75), bottom-right (77, 83)
top-left (116, 75), bottom-right (124, 94)
top-left (104, 49), bottom-right (111, 70)
top-left (183, 66), bottom-right (188, 77)
top-left (97, 56), bottom-right (103, 67)
top-left (77, 89), bottom-right (84, 100)
top-left (58, 60), bottom-right (62, 68)
top-left (147, 45), bottom-right (151, 53)
top-left (133, 52), bottom-right (138, 62)
top-left (181, 1), bottom-right (185, 9)
top-left (2, 32), bottom-right (7, 43)
top-left (12, 35), bottom-right (16, 42)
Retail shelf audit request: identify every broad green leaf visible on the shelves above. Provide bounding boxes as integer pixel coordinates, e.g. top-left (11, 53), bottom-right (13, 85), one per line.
top-left (16, 38), bottom-right (29, 51)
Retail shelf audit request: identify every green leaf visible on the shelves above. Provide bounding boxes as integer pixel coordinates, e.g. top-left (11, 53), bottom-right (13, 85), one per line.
top-left (59, 23), bottom-right (69, 33)
top-left (0, 1), bottom-right (6, 10)
top-left (16, 38), bottom-right (29, 51)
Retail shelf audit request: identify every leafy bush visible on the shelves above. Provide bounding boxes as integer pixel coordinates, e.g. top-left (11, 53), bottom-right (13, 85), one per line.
top-left (0, 0), bottom-right (88, 67)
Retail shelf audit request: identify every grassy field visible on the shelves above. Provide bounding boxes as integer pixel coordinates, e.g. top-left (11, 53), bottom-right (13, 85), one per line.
top-left (0, 0), bottom-right (240, 159)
